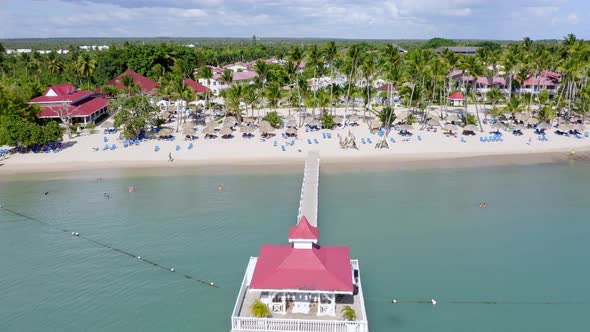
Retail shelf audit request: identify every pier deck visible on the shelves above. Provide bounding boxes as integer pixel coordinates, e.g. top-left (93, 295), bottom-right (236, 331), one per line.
top-left (297, 151), bottom-right (320, 227)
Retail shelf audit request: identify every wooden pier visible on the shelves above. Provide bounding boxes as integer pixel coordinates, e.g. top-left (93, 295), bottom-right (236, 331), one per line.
top-left (297, 151), bottom-right (320, 228)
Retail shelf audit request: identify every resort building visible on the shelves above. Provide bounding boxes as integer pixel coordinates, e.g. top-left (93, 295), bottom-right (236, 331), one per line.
top-left (197, 65), bottom-right (259, 96)
top-left (183, 78), bottom-right (209, 95)
top-left (102, 69), bottom-right (160, 95)
top-left (30, 84), bottom-right (109, 125)
top-left (231, 153), bottom-right (368, 332)
top-left (519, 71), bottom-right (560, 95)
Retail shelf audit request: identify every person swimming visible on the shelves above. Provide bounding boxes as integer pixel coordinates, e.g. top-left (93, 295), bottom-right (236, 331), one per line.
top-left (217, 184), bottom-right (224, 192)
top-left (103, 193), bottom-right (110, 199)
top-left (480, 202), bottom-right (487, 208)
top-left (128, 186), bottom-right (135, 193)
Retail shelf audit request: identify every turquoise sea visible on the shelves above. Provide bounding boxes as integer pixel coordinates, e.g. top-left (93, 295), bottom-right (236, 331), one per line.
top-left (1, 161), bottom-right (590, 332)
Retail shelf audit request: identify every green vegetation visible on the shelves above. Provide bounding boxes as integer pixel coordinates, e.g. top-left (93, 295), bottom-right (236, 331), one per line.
top-left (262, 111), bottom-right (283, 128)
top-left (341, 305), bottom-right (357, 321)
top-left (250, 299), bottom-right (270, 318)
top-left (112, 95), bottom-right (159, 139)
top-left (320, 112), bottom-right (336, 129)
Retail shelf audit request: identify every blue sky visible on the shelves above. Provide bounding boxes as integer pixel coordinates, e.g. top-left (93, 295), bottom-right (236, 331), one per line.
top-left (1, 0), bottom-right (588, 40)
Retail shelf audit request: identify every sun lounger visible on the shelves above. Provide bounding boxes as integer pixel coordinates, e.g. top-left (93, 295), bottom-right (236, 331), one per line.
top-left (314, 139), bottom-right (319, 144)
top-left (273, 140), bottom-right (278, 147)
top-left (103, 137), bottom-right (108, 142)
top-left (460, 137), bottom-right (466, 143)
top-left (367, 137), bottom-right (372, 144)
top-left (188, 143), bottom-right (193, 149)
top-left (154, 145), bottom-right (160, 152)
top-left (361, 138), bottom-right (366, 144)
top-left (307, 139), bottom-right (312, 144)
top-left (417, 135), bottom-right (422, 141)
top-left (290, 140), bottom-right (295, 146)
top-left (281, 145), bottom-right (286, 151)
top-left (176, 145), bottom-right (181, 151)
top-left (103, 144), bottom-right (110, 151)
top-left (123, 141), bottom-right (129, 148)
top-left (110, 144), bottom-right (116, 150)
top-left (390, 137), bottom-right (396, 143)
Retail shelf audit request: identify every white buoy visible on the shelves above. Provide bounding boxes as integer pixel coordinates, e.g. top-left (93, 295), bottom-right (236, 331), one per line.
top-left (170, 268), bottom-right (175, 272)
top-left (137, 256), bottom-right (141, 259)
top-left (71, 232), bottom-right (75, 235)
top-left (210, 282), bottom-right (214, 286)
top-left (392, 299), bottom-right (397, 304)
top-left (431, 299), bottom-right (437, 305)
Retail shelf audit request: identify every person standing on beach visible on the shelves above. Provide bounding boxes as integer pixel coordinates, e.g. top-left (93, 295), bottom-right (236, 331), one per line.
top-left (168, 152), bottom-right (174, 162)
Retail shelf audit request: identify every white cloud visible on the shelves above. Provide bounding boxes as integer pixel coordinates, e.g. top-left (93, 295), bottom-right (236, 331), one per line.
top-left (567, 13), bottom-right (579, 24)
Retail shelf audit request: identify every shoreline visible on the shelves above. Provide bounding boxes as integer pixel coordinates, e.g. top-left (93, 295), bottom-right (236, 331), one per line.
top-left (1, 148), bottom-right (586, 181)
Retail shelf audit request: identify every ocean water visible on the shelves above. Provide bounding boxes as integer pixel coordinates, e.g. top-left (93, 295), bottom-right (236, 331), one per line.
top-left (1, 162), bottom-right (590, 332)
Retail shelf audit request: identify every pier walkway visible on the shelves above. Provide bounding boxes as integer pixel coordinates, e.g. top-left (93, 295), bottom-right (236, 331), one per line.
top-left (297, 151), bottom-right (320, 227)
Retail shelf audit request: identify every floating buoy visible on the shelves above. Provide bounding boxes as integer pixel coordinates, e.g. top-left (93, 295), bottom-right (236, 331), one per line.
top-left (210, 282), bottom-right (214, 286)
top-left (170, 268), bottom-right (175, 272)
top-left (431, 299), bottom-right (437, 305)
top-left (137, 256), bottom-right (141, 259)
top-left (392, 299), bottom-right (397, 304)
top-left (71, 232), bottom-right (75, 235)
top-left (75, 232), bottom-right (80, 236)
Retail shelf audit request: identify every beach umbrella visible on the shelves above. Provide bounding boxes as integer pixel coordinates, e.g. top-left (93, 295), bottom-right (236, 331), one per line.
top-left (286, 120), bottom-right (298, 128)
top-left (219, 127), bottom-right (233, 137)
top-left (463, 124), bottom-right (478, 132)
top-left (224, 116), bottom-right (238, 127)
top-left (491, 122), bottom-right (508, 131)
top-left (514, 113), bottom-right (529, 122)
top-left (348, 115), bottom-right (359, 123)
top-left (369, 120), bottom-right (382, 129)
top-left (259, 121), bottom-right (274, 134)
top-left (443, 124), bottom-right (459, 132)
top-left (286, 115), bottom-right (296, 123)
top-left (559, 124), bottom-right (573, 132)
top-left (525, 117), bottom-right (538, 125)
top-left (157, 128), bottom-right (174, 137)
top-left (286, 127), bottom-right (298, 135)
top-left (396, 111), bottom-right (408, 120)
top-left (205, 121), bottom-right (219, 128)
top-left (303, 116), bottom-right (314, 125)
top-left (446, 114), bottom-right (461, 122)
top-left (182, 122), bottom-right (194, 130)
top-left (182, 127), bottom-right (195, 136)
top-left (240, 126), bottom-right (255, 133)
top-left (426, 119), bottom-right (441, 127)
top-left (399, 124), bottom-right (414, 131)
top-left (428, 113), bottom-right (442, 121)
top-left (201, 126), bottom-right (215, 136)
top-left (537, 122), bottom-right (551, 130)
top-left (333, 116), bottom-right (344, 124)
top-left (309, 120), bottom-right (320, 128)
top-left (573, 124), bottom-right (585, 131)
top-left (243, 117), bottom-right (255, 124)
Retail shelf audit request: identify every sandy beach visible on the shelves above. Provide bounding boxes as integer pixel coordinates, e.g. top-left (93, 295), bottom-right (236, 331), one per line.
top-left (1, 107), bottom-right (589, 177)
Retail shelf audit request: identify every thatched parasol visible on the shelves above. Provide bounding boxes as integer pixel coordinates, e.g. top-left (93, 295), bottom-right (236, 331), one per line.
top-left (240, 126), bottom-right (255, 133)
top-left (223, 116), bottom-right (238, 127)
top-left (157, 128), bottom-right (173, 136)
top-left (559, 124), bottom-right (573, 132)
top-left (161, 111), bottom-right (170, 119)
top-left (182, 127), bottom-right (195, 136)
top-left (286, 120), bottom-right (298, 128)
top-left (443, 124), bottom-right (460, 132)
top-left (334, 116), bottom-right (344, 124)
top-left (205, 121), bottom-right (219, 128)
top-left (286, 115), bottom-right (296, 123)
top-left (428, 113), bottom-right (442, 121)
top-left (303, 116), bottom-right (314, 125)
top-left (201, 126), bottom-right (215, 136)
top-left (514, 113), bottom-right (529, 122)
top-left (491, 122), bottom-right (508, 131)
top-left (446, 114), bottom-right (461, 122)
top-left (463, 124), bottom-right (478, 132)
top-left (396, 111), bottom-right (409, 120)
top-left (573, 124), bottom-right (585, 131)
top-left (537, 122), bottom-right (551, 130)
top-left (286, 127), bottom-right (298, 135)
top-left (426, 119), bottom-right (441, 127)
top-left (219, 127), bottom-right (233, 137)
top-left (399, 123), bottom-right (414, 131)
top-left (309, 120), bottom-right (320, 128)
top-left (525, 117), bottom-right (538, 125)
top-left (369, 120), bottom-right (382, 129)
top-left (259, 121), bottom-right (274, 134)
top-left (243, 117), bottom-right (255, 124)
top-left (348, 115), bottom-right (359, 123)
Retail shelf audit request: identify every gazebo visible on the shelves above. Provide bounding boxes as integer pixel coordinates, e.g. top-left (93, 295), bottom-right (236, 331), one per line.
top-left (248, 216), bottom-right (353, 317)
top-left (449, 91), bottom-right (465, 107)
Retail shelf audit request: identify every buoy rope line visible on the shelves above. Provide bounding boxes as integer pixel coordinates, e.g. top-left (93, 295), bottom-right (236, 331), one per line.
top-left (1, 205), bottom-right (218, 289)
top-left (364, 297), bottom-right (590, 306)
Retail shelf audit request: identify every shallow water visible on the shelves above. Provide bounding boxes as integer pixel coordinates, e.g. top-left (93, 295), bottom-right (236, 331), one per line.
top-left (1, 161), bottom-right (589, 331)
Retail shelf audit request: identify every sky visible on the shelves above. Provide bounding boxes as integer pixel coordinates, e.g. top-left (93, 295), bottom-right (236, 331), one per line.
top-left (0, 0), bottom-right (588, 40)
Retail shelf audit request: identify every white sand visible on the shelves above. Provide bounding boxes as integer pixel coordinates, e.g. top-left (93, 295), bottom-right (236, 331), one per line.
top-left (1, 106), bottom-right (589, 175)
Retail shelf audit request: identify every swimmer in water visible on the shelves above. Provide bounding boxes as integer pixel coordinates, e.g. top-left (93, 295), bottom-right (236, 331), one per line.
top-left (44, 192), bottom-right (49, 195)
top-left (128, 186), bottom-right (135, 193)
top-left (218, 184), bottom-right (224, 192)
top-left (103, 193), bottom-right (110, 199)
top-left (480, 202), bottom-right (487, 208)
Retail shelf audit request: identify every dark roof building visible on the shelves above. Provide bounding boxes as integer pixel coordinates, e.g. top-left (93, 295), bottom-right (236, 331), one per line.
top-left (435, 46), bottom-right (480, 56)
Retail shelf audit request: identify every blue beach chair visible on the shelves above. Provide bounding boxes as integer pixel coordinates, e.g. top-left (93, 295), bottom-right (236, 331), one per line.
top-left (188, 143), bottom-right (193, 150)
top-left (281, 145), bottom-right (286, 151)
top-left (307, 139), bottom-right (312, 144)
top-left (123, 141), bottom-right (129, 148)
top-left (367, 138), bottom-right (372, 144)
top-left (361, 138), bottom-right (366, 144)
top-left (176, 145), bottom-right (181, 151)
top-left (103, 136), bottom-right (108, 142)
top-left (417, 135), bottom-right (422, 141)
top-left (314, 138), bottom-right (319, 144)
top-left (273, 140), bottom-right (278, 147)
top-left (154, 145), bottom-right (160, 152)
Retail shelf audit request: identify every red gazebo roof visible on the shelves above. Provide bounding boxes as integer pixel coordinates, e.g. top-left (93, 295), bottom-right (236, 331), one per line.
top-left (449, 91), bottom-right (465, 100)
top-left (183, 78), bottom-right (209, 94)
top-left (37, 97), bottom-right (108, 118)
top-left (377, 83), bottom-right (395, 92)
top-left (289, 216), bottom-right (319, 241)
top-left (249, 244), bottom-right (353, 293)
top-left (30, 84), bottom-right (93, 104)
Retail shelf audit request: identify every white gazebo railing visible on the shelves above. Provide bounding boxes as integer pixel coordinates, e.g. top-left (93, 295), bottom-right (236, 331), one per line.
top-left (231, 316), bottom-right (368, 332)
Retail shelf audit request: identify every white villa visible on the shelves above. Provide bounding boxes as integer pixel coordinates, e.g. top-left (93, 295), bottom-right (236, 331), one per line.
top-left (197, 64), bottom-right (259, 96)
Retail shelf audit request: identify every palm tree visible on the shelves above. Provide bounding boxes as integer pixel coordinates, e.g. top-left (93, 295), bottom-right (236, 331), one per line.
top-left (222, 69), bottom-right (233, 86)
top-left (243, 85), bottom-right (260, 119)
top-left (45, 51), bottom-right (63, 75)
top-left (461, 55), bottom-right (485, 131)
top-left (341, 305), bottom-right (357, 321)
top-left (323, 41), bottom-right (338, 113)
top-left (250, 299), bottom-right (270, 318)
top-left (223, 84), bottom-right (245, 122)
top-left (266, 81), bottom-right (283, 113)
top-left (382, 44), bottom-right (401, 106)
top-left (169, 79), bottom-right (195, 132)
top-left (76, 53), bottom-right (96, 90)
top-left (288, 46), bottom-right (304, 111)
top-left (307, 44), bottom-right (322, 116)
top-left (119, 74), bottom-right (138, 94)
top-left (344, 44), bottom-right (361, 121)
top-left (198, 66), bottom-right (214, 116)
top-left (253, 60), bottom-right (269, 89)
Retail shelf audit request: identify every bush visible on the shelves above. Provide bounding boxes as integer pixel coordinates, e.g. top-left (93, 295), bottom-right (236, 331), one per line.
top-left (84, 124), bottom-right (96, 130)
top-left (263, 111), bottom-right (283, 128)
top-left (251, 299), bottom-right (270, 318)
top-left (320, 112), bottom-right (335, 129)
top-left (462, 113), bottom-right (478, 125)
top-left (341, 305), bottom-right (356, 321)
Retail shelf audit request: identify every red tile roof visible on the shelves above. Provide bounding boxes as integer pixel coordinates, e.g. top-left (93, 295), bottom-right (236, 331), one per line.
top-left (377, 83), bottom-right (395, 92)
top-left (288, 216), bottom-right (319, 241)
top-left (183, 78), bottom-right (209, 94)
top-left (523, 76), bottom-right (557, 87)
top-left (30, 84), bottom-right (93, 103)
top-left (104, 69), bottom-right (159, 94)
top-left (449, 91), bottom-right (465, 100)
top-left (249, 244), bottom-right (353, 293)
top-left (37, 97), bottom-right (108, 118)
